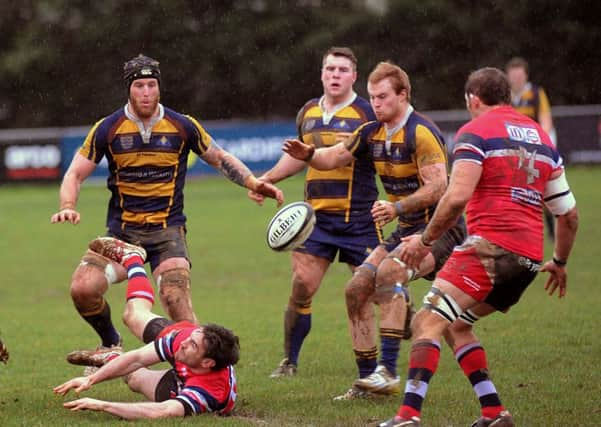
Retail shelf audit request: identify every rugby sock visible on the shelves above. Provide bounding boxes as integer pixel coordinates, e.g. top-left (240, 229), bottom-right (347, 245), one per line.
top-left (123, 255), bottom-right (155, 304)
top-left (455, 342), bottom-right (505, 419)
top-left (380, 329), bottom-right (402, 376)
top-left (82, 300), bottom-right (121, 348)
top-left (354, 347), bottom-right (378, 378)
top-left (397, 340), bottom-right (441, 420)
top-left (288, 309), bottom-right (311, 366)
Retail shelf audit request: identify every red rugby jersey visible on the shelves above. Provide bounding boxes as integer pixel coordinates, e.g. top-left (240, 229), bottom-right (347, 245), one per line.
top-left (155, 323), bottom-right (237, 416)
top-left (453, 106), bottom-right (563, 260)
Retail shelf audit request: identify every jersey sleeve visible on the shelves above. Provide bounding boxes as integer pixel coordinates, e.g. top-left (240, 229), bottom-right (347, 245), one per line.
top-left (78, 118), bottom-right (108, 163)
top-left (154, 331), bottom-right (176, 364)
top-left (184, 115), bottom-right (213, 157)
top-left (345, 122), bottom-right (372, 159)
top-left (414, 124), bottom-right (447, 168)
top-left (452, 131), bottom-right (486, 166)
top-left (174, 385), bottom-right (219, 416)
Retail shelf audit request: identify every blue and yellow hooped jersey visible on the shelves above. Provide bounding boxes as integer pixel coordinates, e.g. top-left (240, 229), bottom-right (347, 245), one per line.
top-left (511, 83), bottom-right (551, 122)
top-left (79, 105), bottom-right (212, 232)
top-left (296, 95), bottom-right (377, 222)
top-left (347, 111), bottom-right (447, 228)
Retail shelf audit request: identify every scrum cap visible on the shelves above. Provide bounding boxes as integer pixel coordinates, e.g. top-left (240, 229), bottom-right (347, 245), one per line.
top-left (123, 54), bottom-right (161, 91)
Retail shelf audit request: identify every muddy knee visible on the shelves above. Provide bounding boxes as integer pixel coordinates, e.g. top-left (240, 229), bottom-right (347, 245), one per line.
top-left (71, 251), bottom-right (121, 315)
top-left (158, 268), bottom-right (195, 323)
top-left (345, 265), bottom-right (376, 314)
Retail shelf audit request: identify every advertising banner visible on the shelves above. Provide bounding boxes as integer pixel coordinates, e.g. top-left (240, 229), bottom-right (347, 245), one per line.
top-left (0, 139), bottom-right (62, 183)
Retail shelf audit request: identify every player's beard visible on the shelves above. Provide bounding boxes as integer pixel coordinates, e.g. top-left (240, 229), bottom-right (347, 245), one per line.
top-left (130, 96), bottom-right (159, 120)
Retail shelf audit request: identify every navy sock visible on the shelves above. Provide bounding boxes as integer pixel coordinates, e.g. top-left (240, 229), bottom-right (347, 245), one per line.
top-left (288, 312), bottom-right (311, 365)
top-left (354, 347), bottom-right (378, 378)
top-left (82, 301), bottom-right (121, 347)
top-left (380, 334), bottom-right (401, 376)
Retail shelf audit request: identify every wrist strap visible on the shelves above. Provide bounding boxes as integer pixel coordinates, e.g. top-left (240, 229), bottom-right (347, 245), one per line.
top-left (553, 256), bottom-right (567, 267)
top-left (394, 201), bottom-right (403, 217)
top-left (305, 146), bottom-right (315, 162)
top-left (420, 234), bottom-right (433, 248)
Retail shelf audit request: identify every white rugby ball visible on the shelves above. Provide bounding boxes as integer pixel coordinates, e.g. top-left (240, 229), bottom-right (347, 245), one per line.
top-left (266, 201), bottom-right (316, 252)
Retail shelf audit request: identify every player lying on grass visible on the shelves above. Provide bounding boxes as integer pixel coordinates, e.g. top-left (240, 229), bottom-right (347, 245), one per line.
top-left (54, 237), bottom-right (239, 419)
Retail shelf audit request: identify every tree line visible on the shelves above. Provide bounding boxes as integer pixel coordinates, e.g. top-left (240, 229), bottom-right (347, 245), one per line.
top-left (1, 0), bottom-right (599, 128)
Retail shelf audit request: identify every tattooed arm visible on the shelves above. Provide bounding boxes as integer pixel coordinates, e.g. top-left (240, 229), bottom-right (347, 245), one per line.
top-left (201, 142), bottom-right (284, 204)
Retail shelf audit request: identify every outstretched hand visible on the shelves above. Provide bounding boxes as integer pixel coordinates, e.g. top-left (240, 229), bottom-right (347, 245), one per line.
top-left (540, 260), bottom-right (567, 298)
top-left (63, 397), bottom-right (105, 412)
top-left (51, 208), bottom-right (81, 224)
top-left (252, 180), bottom-right (284, 207)
top-left (398, 234), bottom-right (432, 270)
top-left (283, 139), bottom-right (314, 161)
top-left (53, 376), bottom-right (92, 396)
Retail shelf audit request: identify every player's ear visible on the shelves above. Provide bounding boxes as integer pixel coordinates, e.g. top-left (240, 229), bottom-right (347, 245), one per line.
top-left (201, 357), bottom-right (216, 369)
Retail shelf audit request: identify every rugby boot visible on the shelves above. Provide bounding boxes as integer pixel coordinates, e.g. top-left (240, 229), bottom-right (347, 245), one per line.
top-left (270, 358), bottom-right (297, 378)
top-left (0, 337), bottom-right (8, 364)
top-left (332, 385), bottom-right (376, 401)
top-left (88, 237), bottom-right (147, 264)
top-left (378, 416), bottom-right (421, 426)
top-left (471, 411), bottom-right (515, 427)
top-left (353, 364), bottom-right (401, 395)
top-left (67, 344), bottom-right (123, 367)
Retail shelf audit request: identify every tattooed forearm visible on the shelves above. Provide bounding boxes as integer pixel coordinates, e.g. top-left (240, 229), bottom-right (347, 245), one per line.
top-left (220, 153), bottom-right (252, 187)
top-left (201, 142), bottom-right (252, 188)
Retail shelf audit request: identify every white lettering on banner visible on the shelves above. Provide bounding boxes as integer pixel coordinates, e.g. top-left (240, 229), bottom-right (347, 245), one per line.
top-left (217, 136), bottom-right (294, 162)
top-left (5, 145), bottom-right (61, 169)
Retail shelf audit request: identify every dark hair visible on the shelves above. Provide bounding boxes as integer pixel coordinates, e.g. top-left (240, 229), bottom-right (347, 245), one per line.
top-left (505, 56), bottom-right (529, 74)
top-left (368, 61), bottom-right (412, 101)
top-left (202, 323), bottom-right (240, 371)
top-left (123, 54), bottom-right (161, 91)
top-left (465, 67), bottom-right (511, 106)
top-left (322, 46), bottom-right (357, 70)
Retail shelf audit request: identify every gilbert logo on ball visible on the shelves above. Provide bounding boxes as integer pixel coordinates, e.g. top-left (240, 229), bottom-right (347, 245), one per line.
top-left (266, 202), bottom-right (316, 251)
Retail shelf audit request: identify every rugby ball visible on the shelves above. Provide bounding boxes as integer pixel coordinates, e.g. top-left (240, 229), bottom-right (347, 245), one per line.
top-left (266, 202), bottom-right (316, 251)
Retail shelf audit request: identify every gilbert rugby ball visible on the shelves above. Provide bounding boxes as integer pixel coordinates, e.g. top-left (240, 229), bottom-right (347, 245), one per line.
top-left (266, 202), bottom-right (316, 251)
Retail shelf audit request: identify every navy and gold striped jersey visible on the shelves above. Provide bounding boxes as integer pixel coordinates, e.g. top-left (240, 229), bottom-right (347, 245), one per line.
top-left (79, 104), bottom-right (212, 232)
top-left (511, 82), bottom-right (551, 122)
top-left (297, 94), bottom-right (377, 222)
top-left (347, 110), bottom-right (447, 229)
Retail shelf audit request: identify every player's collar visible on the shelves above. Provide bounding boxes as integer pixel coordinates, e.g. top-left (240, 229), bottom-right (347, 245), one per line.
top-left (319, 91), bottom-right (357, 125)
top-left (124, 103), bottom-right (164, 144)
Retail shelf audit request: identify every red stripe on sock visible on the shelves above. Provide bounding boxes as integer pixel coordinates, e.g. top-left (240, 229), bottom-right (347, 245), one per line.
top-left (126, 276), bottom-right (155, 303)
top-left (408, 341), bottom-right (440, 372)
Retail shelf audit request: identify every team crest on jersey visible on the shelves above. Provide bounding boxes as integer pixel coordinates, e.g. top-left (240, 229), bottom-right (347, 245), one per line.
top-left (158, 136), bottom-right (170, 146)
top-left (337, 120), bottom-right (348, 129)
top-left (505, 123), bottom-right (541, 144)
top-left (119, 135), bottom-right (134, 149)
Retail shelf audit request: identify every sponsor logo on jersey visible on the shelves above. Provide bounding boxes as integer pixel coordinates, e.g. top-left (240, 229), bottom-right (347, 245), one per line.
top-left (505, 123), bottom-right (541, 144)
top-left (120, 135), bottom-right (134, 149)
top-left (510, 186), bottom-right (541, 207)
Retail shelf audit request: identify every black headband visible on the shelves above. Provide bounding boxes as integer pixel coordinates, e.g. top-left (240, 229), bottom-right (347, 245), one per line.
top-left (123, 54), bottom-right (161, 91)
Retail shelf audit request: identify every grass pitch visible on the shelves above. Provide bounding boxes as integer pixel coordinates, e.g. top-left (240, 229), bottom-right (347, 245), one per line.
top-left (0, 168), bottom-right (599, 426)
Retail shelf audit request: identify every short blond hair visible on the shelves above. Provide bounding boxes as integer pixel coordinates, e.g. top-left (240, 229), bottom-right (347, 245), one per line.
top-left (368, 61), bottom-right (411, 101)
